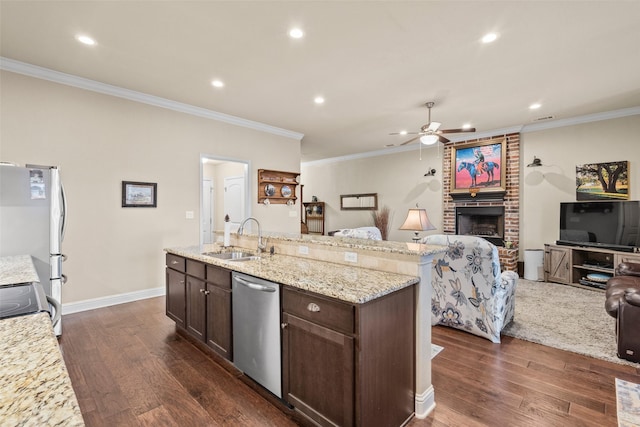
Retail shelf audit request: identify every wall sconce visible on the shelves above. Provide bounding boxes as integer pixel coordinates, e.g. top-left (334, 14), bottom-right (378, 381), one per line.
top-left (424, 168), bottom-right (436, 177)
top-left (527, 156), bottom-right (543, 167)
top-left (399, 208), bottom-right (436, 242)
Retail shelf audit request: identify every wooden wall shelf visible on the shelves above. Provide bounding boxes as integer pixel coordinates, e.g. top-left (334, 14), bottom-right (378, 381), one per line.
top-left (258, 169), bottom-right (299, 205)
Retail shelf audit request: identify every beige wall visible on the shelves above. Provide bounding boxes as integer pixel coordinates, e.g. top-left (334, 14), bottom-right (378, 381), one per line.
top-left (303, 114), bottom-right (640, 259)
top-left (0, 71), bottom-right (301, 304)
top-left (301, 147), bottom-right (444, 241)
top-left (521, 115), bottom-right (640, 255)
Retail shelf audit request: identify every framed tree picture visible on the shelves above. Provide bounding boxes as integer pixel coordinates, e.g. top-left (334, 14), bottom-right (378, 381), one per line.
top-left (576, 161), bottom-right (629, 200)
top-left (450, 138), bottom-right (506, 195)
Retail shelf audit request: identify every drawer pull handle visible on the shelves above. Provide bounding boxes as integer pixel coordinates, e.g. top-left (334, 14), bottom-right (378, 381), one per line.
top-left (172, 260), bottom-right (179, 265)
top-left (281, 322), bottom-right (288, 329)
top-left (307, 302), bottom-right (320, 312)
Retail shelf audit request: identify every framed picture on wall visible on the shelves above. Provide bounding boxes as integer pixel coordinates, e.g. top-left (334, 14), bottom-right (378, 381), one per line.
top-left (576, 160), bottom-right (629, 200)
top-left (450, 138), bottom-right (506, 195)
top-left (122, 181), bottom-right (157, 207)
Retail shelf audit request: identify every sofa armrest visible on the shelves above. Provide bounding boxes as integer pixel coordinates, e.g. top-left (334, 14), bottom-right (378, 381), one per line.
top-left (615, 262), bottom-right (640, 277)
top-left (625, 290), bottom-right (640, 307)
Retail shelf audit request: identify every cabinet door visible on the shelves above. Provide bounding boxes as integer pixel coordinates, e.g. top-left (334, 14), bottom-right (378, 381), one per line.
top-left (206, 283), bottom-right (232, 360)
top-left (186, 276), bottom-right (206, 341)
top-left (545, 245), bottom-right (571, 284)
top-left (615, 253), bottom-right (640, 268)
top-left (166, 268), bottom-right (186, 327)
top-left (283, 313), bottom-right (354, 427)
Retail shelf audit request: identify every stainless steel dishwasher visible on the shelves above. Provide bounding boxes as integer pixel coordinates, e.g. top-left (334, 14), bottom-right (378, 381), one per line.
top-left (232, 272), bottom-right (282, 398)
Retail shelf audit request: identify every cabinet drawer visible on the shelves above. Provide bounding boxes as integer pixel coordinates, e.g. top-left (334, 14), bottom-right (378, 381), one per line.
top-left (206, 265), bottom-right (231, 289)
top-left (283, 287), bottom-right (354, 334)
top-left (186, 259), bottom-right (206, 279)
top-left (166, 254), bottom-right (186, 272)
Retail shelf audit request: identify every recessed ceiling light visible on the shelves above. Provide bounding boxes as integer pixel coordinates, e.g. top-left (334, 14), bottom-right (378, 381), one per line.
top-left (211, 79), bottom-right (224, 88)
top-left (399, 130), bottom-right (408, 135)
top-left (76, 35), bottom-right (96, 46)
top-left (462, 123), bottom-right (472, 130)
top-left (482, 33), bottom-right (498, 44)
top-left (529, 103), bottom-right (542, 110)
top-left (289, 28), bottom-right (304, 39)
top-left (314, 96), bottom-right (325, 104)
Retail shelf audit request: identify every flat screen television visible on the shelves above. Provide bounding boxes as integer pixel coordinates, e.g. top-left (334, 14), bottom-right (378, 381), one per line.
top-left (558, 201), bottom-right (640, 252)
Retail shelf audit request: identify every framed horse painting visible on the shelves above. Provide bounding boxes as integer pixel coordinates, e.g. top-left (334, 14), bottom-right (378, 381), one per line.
top-left (450, 138), bottom-right (506, 195)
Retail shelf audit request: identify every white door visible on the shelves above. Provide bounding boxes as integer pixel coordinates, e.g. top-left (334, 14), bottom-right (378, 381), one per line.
top-left (202, 179), bottom-right (214, 243)
top-left (224, 176), bottom-right (245, 228)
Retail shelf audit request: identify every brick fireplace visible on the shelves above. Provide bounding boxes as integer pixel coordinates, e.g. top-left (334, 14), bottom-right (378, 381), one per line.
top-left (442, 133), bottom-right (520, 271)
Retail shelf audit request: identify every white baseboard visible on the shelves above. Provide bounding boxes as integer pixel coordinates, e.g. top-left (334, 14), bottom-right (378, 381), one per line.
top-left (415, 385), bottom-right (436, 419)
top-left (62, 287), bottom-right (165, 315)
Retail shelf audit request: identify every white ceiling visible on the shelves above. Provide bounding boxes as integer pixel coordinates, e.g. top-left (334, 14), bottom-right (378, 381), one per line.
top-left (1, 1), bottom-right (639, 162)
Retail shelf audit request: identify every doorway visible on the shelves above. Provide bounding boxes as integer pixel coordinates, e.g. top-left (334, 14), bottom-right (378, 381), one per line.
top-left (200, 155), bottom-right (250, 246)
top-left (202, 178), bottom-right (214, 243)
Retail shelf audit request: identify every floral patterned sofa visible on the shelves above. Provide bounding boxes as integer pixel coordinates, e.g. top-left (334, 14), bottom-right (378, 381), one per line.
top-left (331, 227), bottom-right (382, 240)
top-left (423, 234), bottom-right (519, 343)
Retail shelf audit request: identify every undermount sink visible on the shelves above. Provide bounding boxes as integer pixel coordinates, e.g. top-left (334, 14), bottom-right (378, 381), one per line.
top-left (202, 251), bottom-right (260, 262)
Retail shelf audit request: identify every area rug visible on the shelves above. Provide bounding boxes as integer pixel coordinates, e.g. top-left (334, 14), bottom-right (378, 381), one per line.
top-left (502, 279), bottom-right (637, 366)
top-left (616, 378), bottom-right (640, 427)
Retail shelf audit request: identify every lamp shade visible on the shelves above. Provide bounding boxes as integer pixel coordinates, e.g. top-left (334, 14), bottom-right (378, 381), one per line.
top-left (419, 134), bottom-right (439, 145)
top-left (400, 209), bottom-right (436, 231)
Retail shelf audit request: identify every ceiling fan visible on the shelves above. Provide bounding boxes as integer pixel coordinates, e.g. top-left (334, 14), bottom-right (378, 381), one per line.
top-left (390, 101), bottom-right (476, 146)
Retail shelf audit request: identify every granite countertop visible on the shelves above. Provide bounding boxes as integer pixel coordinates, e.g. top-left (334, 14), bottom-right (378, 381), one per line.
top-left (0, 312), bottom-right (84, 426)
top-left (166, 245), bottom-right (420, 304)
top-left (0, 255), bottom-right (40, 286)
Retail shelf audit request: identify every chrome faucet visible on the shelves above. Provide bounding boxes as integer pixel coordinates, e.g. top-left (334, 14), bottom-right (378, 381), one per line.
top-left (237, 217), bottom-right (266, 253)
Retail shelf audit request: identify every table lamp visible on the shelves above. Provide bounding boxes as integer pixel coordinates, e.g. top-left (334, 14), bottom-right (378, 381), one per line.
top-left (399, 208), bottom-right (436, 243)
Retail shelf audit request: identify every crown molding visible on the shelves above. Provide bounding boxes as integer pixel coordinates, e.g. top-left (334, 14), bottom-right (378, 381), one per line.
top-left (0, 57), bottom-right (304, 141)
top-left (303, 108), bottom-right (640, 166)
top-left (521, 106), bottom-right (640, 132)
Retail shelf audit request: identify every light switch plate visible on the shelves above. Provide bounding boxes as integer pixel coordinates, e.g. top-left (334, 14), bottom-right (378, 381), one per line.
top-left (185, 211), bottom-right (194, 219)
top-left (289, 210), bottom-right (297, 217)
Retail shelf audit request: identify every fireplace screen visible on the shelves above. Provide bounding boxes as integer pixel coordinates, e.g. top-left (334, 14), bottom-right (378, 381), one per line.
top-left (456, 206), bottom-right (505, 246)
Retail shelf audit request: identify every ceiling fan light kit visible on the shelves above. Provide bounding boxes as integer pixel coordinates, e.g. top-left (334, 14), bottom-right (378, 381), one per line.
top-left (420, 134), bottom-right (439, 145)
top-left (395, 101), bottom-right (476, 147)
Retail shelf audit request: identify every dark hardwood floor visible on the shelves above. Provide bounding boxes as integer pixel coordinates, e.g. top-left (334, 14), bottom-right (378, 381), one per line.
top-left (58, 296), bottom-right (640, 426)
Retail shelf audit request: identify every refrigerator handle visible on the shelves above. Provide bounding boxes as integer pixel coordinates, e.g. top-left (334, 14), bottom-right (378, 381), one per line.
top-left (61, 182), bottom-right (68, 241)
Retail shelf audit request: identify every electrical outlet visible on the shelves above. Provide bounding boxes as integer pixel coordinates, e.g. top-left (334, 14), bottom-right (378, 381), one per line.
top-left (344, 252), bottom-right (358, 263)
top-left (298, 245), bottom-right (309, 255)
top-left (185, 211), bottom-right (194, 219)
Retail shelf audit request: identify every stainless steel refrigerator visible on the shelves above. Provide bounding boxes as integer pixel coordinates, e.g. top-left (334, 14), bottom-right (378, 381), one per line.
top-left (0, 163), bottom-right (67, 335)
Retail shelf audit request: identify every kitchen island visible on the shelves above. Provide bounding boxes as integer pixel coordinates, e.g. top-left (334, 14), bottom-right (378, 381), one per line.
top-left (166, 233), bottom-right (444, 426)
top-left (0, 255), bottom-right (84, 426)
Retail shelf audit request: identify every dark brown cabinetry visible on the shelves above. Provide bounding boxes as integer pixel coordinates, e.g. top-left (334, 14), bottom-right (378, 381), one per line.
top-left (166, 255), bottom-right (233, 360)
top-left (166, 254), bottom-right (186, 328)
top-left (282, 285), bottom-right (415, 427)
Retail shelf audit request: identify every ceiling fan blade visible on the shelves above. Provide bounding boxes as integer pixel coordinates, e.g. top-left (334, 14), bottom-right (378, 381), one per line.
top-left (427, 121), bottom-right (441, 132)
top-left (400, 135), bottom-right (421, 146)
top-left (439, 127), bottom-right (476, 134)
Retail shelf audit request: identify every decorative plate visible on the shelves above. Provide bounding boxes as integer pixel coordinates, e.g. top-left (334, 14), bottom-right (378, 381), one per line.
top-left (281, 185), bottom-right (292, 197)
top-left (264, 184), bottom-right (275, 197)
top-left (586, 273), bottom-right (612, 283)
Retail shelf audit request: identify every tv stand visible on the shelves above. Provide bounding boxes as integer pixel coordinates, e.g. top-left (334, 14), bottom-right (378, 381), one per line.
top-left (544, 244), bottom-right (640, 291)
